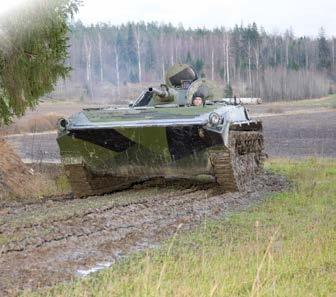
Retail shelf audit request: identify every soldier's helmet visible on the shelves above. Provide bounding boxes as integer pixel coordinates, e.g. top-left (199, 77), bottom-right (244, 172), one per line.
top-left (165, 64), bottom-right (198, 88)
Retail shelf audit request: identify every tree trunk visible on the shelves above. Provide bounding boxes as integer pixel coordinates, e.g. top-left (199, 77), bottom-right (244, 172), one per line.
top-left (222, 34), bottom-right (226, 82)
top-left (254, 46), bottom-right (260, 95)
top-left (171, 37), bottom-right (174, 65)
top-left (114, 45), bottom-right (120, 98)
top-left (84, 37), bottom-right (93, 100)
top-left (305, 43), bottom-right (309, 70)
top-left (332, 37), bottom-right (335, 70)
top-left (211, 48), bottom-right (214, 80)
top-left (162, 62), bottom-right (165, 81)
top-left (248, 40), bottom-right (252, 92)
top-left (226, 33), bottom-right (230, 85)
top-left (160, 33), bottom-right (166, 81)
top-left (98, 33), bottom-right (103, 82)
top-left (285, 39), bottom-right (289, 67)
top-left (135, 27), bottom-right (142, 83)
top-left (274, 37), bottom-right (277, 65)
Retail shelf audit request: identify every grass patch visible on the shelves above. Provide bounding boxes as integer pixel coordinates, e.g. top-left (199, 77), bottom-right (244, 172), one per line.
top-left (26, 158), bottom-right (336, 297)
top-left (292, 94), bottom-right (336, 108)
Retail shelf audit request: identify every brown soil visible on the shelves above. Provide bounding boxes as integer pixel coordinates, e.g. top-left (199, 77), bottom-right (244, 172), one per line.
top-left (262, 111), bottom-right (336, 158)
top-left (0, 172), bottom-right (289, 296)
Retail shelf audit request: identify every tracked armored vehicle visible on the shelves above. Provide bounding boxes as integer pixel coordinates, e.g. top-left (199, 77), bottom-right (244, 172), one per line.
top-left (57, 64), bottom-right (265, 197)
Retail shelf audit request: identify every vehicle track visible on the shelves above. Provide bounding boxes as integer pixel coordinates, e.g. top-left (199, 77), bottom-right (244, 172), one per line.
top-left (0, 172), bottom-right (288, 295)
top-left (1, 185), bottom-right (214, 253)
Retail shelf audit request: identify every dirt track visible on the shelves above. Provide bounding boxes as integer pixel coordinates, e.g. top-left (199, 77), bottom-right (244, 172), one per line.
top-left (0, 173), bottom-right (288, 295)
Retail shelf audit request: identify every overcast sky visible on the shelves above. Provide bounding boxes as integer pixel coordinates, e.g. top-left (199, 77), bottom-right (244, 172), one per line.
top-left (1, 0), bottom-right (335, 37)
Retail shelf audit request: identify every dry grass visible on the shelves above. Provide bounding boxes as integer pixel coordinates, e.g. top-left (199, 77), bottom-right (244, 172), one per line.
top-left (0, 139), bottom-right (36, 200)
top-left (25, 164), bottom-right (71, 199)
top-left (0, 139), bottom-right (70, 202)
top-left (17, 113), bottom-right (60, 133)
top-left (0, 113), bottom-right (61, 136)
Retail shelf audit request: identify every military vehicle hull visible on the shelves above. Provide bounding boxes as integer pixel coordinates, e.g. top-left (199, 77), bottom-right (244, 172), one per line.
top-left (57, 105), bottom-right (264, 197)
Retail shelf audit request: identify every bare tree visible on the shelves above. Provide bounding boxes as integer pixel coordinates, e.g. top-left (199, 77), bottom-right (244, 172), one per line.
top-left (84, 36), bottom-right (93, 99)
top-left (248, 39), bottom-right (252, 91)
top-left (226, 32), bottom-right (230, 84)
top-left (211, 47), bottom-right (214, 80)
top-left (332, 37), bottom-right (335, 70)
top-left (135, 26), bottom-right (142, 83)
top-left (114, 45), bottom-right (120, 97)
top-left (98, 32), bottom-right (104, 82)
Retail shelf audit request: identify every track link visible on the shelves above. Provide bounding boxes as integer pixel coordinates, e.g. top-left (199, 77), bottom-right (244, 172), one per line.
top-left (210, 130), bottom-right (265, 192)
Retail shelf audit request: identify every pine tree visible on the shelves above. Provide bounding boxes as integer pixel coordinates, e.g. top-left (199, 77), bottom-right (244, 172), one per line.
top-left (224, 84), bottom-right (233, 97)
top-left (0, 0), bottom-right (79, 125)
top-left (145, 39), bottom-right (156, 71)
top-left (186, 51), bottom-right (192, 65)
top-left (318, 28), bottom-right (331, 70)
top-left (193, 58), bottom-right (204, 74)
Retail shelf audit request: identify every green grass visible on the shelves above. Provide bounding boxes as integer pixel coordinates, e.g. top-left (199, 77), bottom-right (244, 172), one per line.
top-left (291, 93), bottom-right (336, 108)
top-left (26, 158), bottom-right (336, 297)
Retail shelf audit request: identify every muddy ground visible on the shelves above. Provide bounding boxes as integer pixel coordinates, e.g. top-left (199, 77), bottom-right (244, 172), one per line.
top-left (0, 173), bottom-right (289, 295)
top-left (0, 99), bottom-right (335, 295)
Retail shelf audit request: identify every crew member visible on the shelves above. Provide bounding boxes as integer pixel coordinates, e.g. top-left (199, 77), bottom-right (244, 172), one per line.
top-left (192, 96), bottom-right (203, 106)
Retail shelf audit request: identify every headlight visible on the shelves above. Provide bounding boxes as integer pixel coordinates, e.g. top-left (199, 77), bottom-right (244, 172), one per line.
top-left (208, 112), bottom-right (221, 126)
top-left (58, 118), bottom-right (68, 131)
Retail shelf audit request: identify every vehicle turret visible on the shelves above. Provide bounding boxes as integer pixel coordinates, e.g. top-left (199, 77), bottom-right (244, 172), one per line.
top-left (132, 64), bottom-right (224, 107)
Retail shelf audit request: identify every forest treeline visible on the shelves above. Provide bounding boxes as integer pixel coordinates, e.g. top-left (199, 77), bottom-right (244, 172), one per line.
top-left (56, 21), bottom-right (336, 102)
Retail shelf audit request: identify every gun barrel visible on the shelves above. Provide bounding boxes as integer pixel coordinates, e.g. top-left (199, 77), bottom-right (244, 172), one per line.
top-left (148, 87), bottom-right (169, 97)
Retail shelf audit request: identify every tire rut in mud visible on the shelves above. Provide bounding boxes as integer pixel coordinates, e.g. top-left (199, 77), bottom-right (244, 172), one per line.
top-left (1, 185), bottom-right (214, 254)
top-left (0, 172), bottom-right (289, 295)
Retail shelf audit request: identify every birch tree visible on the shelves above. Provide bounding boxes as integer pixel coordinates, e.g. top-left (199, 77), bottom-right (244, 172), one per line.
top-left (98, 32), bottom-right (104, 82)
top-left (135, 26), bottom-right (142, 83)
top-left (84, 36), bottom-right (93, 99)
top-left (114, 45), bottom-right (120, 97)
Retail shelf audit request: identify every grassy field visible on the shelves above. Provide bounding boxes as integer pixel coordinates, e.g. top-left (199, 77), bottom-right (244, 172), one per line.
top-left (26, 158), bottom-right (336, 297)
top-left (284, 93), bottom-right (336, 108)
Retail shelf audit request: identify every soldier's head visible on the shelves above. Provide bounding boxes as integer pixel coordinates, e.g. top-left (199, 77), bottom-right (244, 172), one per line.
top-left (192, 96), bottom-right (203, 106)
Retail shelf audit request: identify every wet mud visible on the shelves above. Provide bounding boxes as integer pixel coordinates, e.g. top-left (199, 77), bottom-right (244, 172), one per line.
top-left (0, 173), bottom-right (289, 295)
